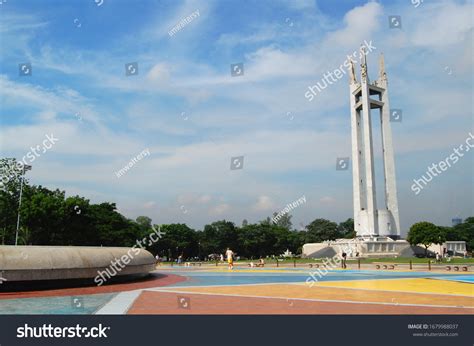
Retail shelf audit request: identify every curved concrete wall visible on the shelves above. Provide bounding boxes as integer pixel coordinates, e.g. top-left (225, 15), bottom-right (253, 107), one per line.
top-left (0, 245), bottom-right (156, 282)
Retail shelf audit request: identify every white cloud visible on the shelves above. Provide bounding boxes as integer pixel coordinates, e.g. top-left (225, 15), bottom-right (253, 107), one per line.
top-left (198, 195), bottom-right (212, 203)
top-left (252, 195), bottom-right (276, 212)
top-left (146, 63), bottom-right (172, 84)
top-left (409, 2), bottom-right (473, 48)
top-left (284, 0), bottom-right (316, 10)
top-left (245, 45), bottom-right (314, 80)
top-left (0, 75), bottom-right (103, 128)
top-left (1, 0), bottom-right (472, 232)
top-left (209, 203), bottom-right (231, 216)
top-left (319, 196), bottom-right (336, 205)
top-left (143, 0), bottom-right (211, 40)
top-left (143, 201), bottom-right (157, 209)
top-left (0, 13), bottom-right (48, 34)
top-left (325, 2), bottom-right (382, 46)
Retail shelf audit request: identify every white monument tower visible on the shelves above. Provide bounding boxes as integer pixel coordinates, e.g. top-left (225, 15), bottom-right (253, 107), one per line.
top-left (302, 52), bottom-right (412, 258)
top-left (348, 52), bottom-right (400, 238)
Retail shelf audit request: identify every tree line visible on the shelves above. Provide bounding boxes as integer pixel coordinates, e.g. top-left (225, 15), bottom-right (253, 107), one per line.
top-left (0, 158), bottom-right (356, 259)
top-left (1, 158), bottom-right (472, 259)
top-left (407, 220), bottom-right (473, 255)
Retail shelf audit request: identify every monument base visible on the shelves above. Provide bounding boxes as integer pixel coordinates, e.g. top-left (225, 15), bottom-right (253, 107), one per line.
top-left (302, 236), bottom-right (415, 259)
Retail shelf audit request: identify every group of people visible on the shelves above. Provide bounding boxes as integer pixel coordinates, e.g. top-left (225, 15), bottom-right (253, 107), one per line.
top-left (436, 250), bottom-right (469, 263)
top-left (435, 252), bottom-right (450, 263)
top-left (153, 248), bottom-right (236, 269)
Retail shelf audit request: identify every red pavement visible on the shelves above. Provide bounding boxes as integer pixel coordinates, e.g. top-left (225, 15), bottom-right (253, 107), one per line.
top-left (127, 291), bottom-right (473, 315)
top-left (0, 273), bottom-right (186, 299)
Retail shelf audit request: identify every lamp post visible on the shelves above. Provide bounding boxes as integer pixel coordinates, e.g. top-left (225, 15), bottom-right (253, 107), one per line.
top-left (15, 164), bottom-right (31, 246)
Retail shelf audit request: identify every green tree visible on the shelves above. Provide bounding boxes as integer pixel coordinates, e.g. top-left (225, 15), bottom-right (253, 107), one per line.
top-left (287, 230), bottom-right (306, 255)
top-left (338, 218), bottom-right (356, 238)
top-left (407, 222), bottom-right (445, 256)
top-left (136, 216), bottom-right (152, 229)
top-left (200, 220), bottom-right (239, 256)
top-left (305, 218), bottom-right (339, 243)
top-left (0, 163), bottom-right (163, 248)
top-left (89, 202), bottom-right (142, 247)
top-left (0, 158), bottom-right (24, 191)
top-left (237, 223), bottom-right (299, 258)
top-left (238, 224), bottom-right (262, 258)
top-left (238, 223), bottom-right (274, 258)
top-left (444, 217), bottom-right (474, 251)
top-left (20, 186), bottom-right (67, 245)
top-left (272, 225), bottom-right (295, 255)
top-left (0, 158), bottom-right (27, 244)
top-left (152, 224), bottom-right (197, 259)
top-left (272, 212), bottom-right (293, 230)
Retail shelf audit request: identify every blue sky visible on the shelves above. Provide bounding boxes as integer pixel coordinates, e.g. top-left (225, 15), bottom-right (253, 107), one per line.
top-left (0, 0), bottom-right (472, 235)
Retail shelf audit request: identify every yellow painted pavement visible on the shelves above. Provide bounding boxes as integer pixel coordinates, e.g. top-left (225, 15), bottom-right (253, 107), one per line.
top-left (312, 278), bottom-right (474, 296)
top-left (161, 281), bottom-right (474, 308)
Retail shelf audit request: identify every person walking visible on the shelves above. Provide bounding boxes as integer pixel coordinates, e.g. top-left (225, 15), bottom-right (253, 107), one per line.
top-left (225, 248), bottom-right (234, 270)
top-left (341, 252), bottom-right (347, 269)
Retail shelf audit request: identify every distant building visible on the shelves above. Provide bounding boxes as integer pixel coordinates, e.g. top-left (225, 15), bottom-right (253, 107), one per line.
top-left (452, 218), bottom-right (463, 226)
top-left (427, 241), bottom-right (466, 257)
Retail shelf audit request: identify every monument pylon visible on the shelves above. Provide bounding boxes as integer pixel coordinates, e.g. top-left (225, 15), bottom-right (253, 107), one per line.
top-left (349, 50), bottom-right (400, 238)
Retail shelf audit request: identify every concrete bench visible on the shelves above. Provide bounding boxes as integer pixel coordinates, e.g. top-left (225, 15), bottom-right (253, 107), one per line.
top-left (445, 265), bottom-right (468, 271)
top-left (375, 263), bottom-right (395, 270)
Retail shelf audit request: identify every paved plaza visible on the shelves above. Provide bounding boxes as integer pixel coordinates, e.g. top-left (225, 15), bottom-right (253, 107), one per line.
top-left (0, 265), bottom-right (472, 315)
